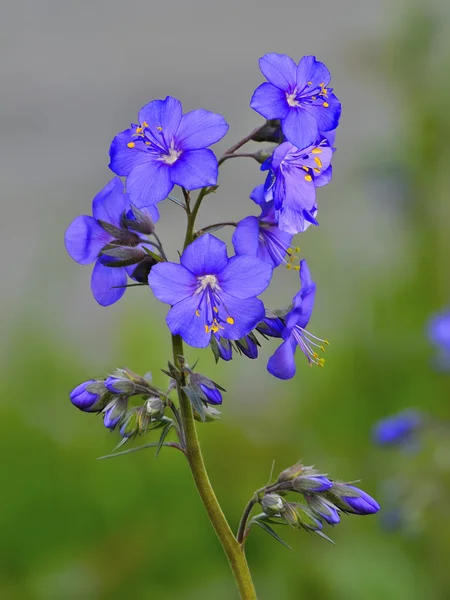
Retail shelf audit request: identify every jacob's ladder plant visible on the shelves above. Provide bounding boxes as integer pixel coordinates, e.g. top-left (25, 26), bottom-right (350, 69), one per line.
top-left (65, 53), bottom-right (379, 599)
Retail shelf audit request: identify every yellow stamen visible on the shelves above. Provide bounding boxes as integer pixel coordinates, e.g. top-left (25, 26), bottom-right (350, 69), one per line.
top-left (304, 174), bottom-right (313, 182)
top-left (286, 248), bottom-right (293, 255)
top-left (295, 246), bottom-right (300, 252)
top-left (204, 324), bottom-right (209, 333)
top-left (213, 306), bottom-right (219, 313)
top-left (312, 96), bottom-right (317, 100)
top-left (157, 126), bottom-right (163, 131)
top-left (313, 168), bottom-right (321, 174)
top-left (127, 142), bottom-right (135, 148)
top-left (286, 263), bottom-right (292, 270)
top-left (314, 156), bottom-right (323, 168)
top-left (195, 310), bottom-right (200, 317)
top-left (302, 166), bottom-right (309, 172)
top-left (307, 81), bottom-right (312, 85)
top-left (293, 265), bottom-right (300, 271)
top-left (323, 102), bottom-right (329, 108)
top-left (226, 316), bottom-right (234, 325)
top-left (142, 121), bottom-right (148, 127)
top-left (311, 148), bottom-right (322, 154)
top-left (145, 141), bottom-right (151, 145)
top-left (136, 126), bottom-right (143, 134)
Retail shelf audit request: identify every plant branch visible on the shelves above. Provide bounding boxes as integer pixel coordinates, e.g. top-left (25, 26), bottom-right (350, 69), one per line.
top-left (237, 492), bottom-right (260, 544)
top-left (97, 441), bottom-right (184, 460)
top-left (196, 222), bottom-right (237, 236)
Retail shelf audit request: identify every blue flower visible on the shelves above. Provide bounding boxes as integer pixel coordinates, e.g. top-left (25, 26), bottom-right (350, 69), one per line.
top-left (267, 260), bottom-right (327, 379)
top-left (232, 184), bottom-right (300, 268)
top-left (109, 96), bottom-right (229, 208)
top-left (211, 334), bottom-right (234, 361)
top-left (235, 334), bottom-right (259, 359)
top-left (250, 54), bottom-right (341, 151)
top-left (199, 383), bottom-right (223, 405)
top-left (263, 136), bottom-right (333, 235)
top-left (373, 410), bottom-right (423, 446)
top-left (64, 177), bottom-right (159, 306)
top-left (148, 234), bottom-right (272, 348)
top-left (428, 311), bottom-right (450, 367)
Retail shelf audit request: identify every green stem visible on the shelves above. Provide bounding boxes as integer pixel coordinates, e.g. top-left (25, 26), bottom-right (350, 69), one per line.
top-left (172, 334), bottom-right (257, 599)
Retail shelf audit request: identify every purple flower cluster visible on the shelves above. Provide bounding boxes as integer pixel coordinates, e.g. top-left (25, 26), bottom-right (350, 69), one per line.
top-left (65, 53), bottom-right (340, 381)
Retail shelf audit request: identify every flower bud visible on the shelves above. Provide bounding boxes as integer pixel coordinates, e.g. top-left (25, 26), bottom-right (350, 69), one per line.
top-left (103, 397), bottom-right (128, 430)
top-left (372, 409), bottom-right (422, 446)
top-left (130, 255), bottom-right (158, 283)
top-left (256, 315), bottom-right (284, 338)
top-left (145, 397), bottom-right (165, 418)
top-left (292, 475), bottom-right (333, 494)
top-left (99, 245), bottom-right (147, 266)
top-left (210, 335), bottom-right (233, 362)
top-left (251, 119), bottom-right (282, 144)
top-left (124, 206), bottom-right (156, 235)
top-left (70, 380), bottom-right (107, 411)
top-left (105, 376), bottom-right (136, 395)
top-left (199, 384), bottom-right (222, 405)
top-left (283, 502), bottom-right (323, 531)
top-left (261, 493), bottom-right (284, 516)
top-left (327, 483), bottom-right (380, 515)
top-left (277, 461), bottom-right (305, 482)
top-left (306, 495), bottom-right (340, 525)
top-left (235, 333), bottom-right (259, 359)
top-left (119, 408), bottom-right (140, 438)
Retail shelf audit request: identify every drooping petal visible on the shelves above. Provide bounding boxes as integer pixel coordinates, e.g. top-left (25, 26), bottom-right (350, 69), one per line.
top-left (296, 56), bottom-right (331, 90)
top-left (282, 109), bottom-right (318, 151)
top-left (259, 53), bottom-right (297, 90)
top-left (92, 177), bottom-right (129, 226)
top-left (176, 110), bottom-right (229, 150)
top-left (148, 262), bottom-right (197, 305)
top-left (314, 165), bottom-right (333, 187)
top-left (218, 255), bottom-right (272, 298)
top-left (170, 148), bottom-right (218, 190)
top-left (277, 206), bottom-right (309, 235)
top-left (181, 234), bottom-right (228, 276)
top-left (250, 83), bottom-right (289, 120)
top-left (267, 337), bottom-right (297, 380)
top-left (166, 294), bottom-right (210, 348)
top-left (90, 261), bottom-right (127, 306)
top-left (138, 96), bottom-right (183, 147)
top-left (303, 92), bottom-right (341, 133)
top-left (217, 294), bottom-right (265, 340)
top-left (250, 184), bottom-right (266, 207)
top-left (109, 129), bottom-right (154, 176)
top-left (65, 216), bottom-right (110, 265)
top-left (232, 216), bottom-right (260, 258)
top-left (126, 160), bottom-right (173, 208)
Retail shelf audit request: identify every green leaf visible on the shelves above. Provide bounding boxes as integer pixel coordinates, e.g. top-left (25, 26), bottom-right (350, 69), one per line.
top-left (254, 520), bottom-right (292, 550)
top-left (155, 423), bottom-right (173, 458)
top-left (183, 385), bottom-right (206, 422)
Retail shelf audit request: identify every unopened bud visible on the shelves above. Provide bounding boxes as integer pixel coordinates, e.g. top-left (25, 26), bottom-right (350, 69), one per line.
top-left (145, 397), bottom-right (165, 418)
top-left (103, 397), bottom-right (128, 430)
top-left (70, 380), bottom-right (109, 412)
top-left (235, 333), bottom-right (259, 359)
top-left (261, 493), bottom-right (284, 516)
top-left (124, 206), bottom-right (156, 235)
top-left (292, 475), bottom-right (333, 494)
top-left (277, 461), bottom-right (305, 483)
top-left (251, 120), bottom-right (282, 144)
top-left (105, 376), bottom-right (136, 395)
top-left (326, 483), bottom-right (380, 515)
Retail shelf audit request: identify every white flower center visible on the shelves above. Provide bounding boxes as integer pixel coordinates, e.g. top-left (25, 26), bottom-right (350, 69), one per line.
top-left (286, 91), bottom-right (301, 107)
top-left (197, 274), bottom-right (219, 293)
top-left (161, 146), bottom-right (182, 165)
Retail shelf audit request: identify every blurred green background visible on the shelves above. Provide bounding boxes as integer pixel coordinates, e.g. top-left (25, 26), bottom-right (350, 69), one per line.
top-left (2, 0), bottom-right (450, 598)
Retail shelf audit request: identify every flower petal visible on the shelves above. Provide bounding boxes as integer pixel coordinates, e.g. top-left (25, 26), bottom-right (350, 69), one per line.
top-left (277, 206), bottom-right (309, 235)
top-left (218, 294), bottom-right (265, 340)
top-left (176, 110), bottom-right (229, 150)
top-left (249, 184), bottom-right (266, 207)
top-left (296, 56), bottom-right (331, 90)
top-left (138, 96), bottom-right (182, 145)
top-left (315, 165), bottom-right (333, 187)
top-left (267, 337), bottom-right (297, 380)
top-left (259, 53), bottom-right (297, 90)
top-left (90, 261), bottom-right (127, 306)
top-left (303, 92), bottom-right (341, 133)
top-left (232, 216), bottom-right (260, 258)
top-left (109, 129), bottom-right (154, 176)
top-left (166, 295), bottom-right (211, 348)
top-left (170, 148), bottom-right (218, 190)
top-left (92, 177), bottom-right (129, 225)
top-left (250, 83), bottom-right (289, 120)
top-left (282, 109), bottom-right (318, 151)
top-left (148, 262), bottom-right (197, 305)
top-left (126, 160), bottom-right (173, 208)
top-left (65, 216), bottom-right (110, 265)
top-left (218, 255), bottom-right (272, 298)
top-left (181, 234), bottom-right (228, 275)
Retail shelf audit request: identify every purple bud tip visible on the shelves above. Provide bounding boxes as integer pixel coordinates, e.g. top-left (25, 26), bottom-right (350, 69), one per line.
top-left (321, 506), bottom-right (340, 525)
top-left (200, 384), bottom-right (222, 405)
top-left (344, 486), bottom-right (380, 515)
top-left (70, 380), bottom-right (99, 410)
top-left (310, 476), bottom-right (333, 492)
top-left (103, 407), bottom-right (122, 430)
top-left (105, 377), bottom-right (123, 394)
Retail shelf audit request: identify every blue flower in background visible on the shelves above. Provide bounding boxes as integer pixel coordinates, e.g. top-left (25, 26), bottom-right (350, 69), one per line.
top-left (250, 53), bottom-right (341, 151)
top-left (373, 410), bottom-right (423, 447)
top-left (428, 311), bottom-right (450, 368)
top-left (109, 96), bottom-right (229, 208)
top-left (149, 234), bottom-right (273, 348)
top-left (267, 260), bottom-right (327, 379)
top-left (232, 184), bottom-right (300, 269)
top-left (263, 136), bottom-right (333, 234)
top-left (64, 178), bottom-right (159, 306)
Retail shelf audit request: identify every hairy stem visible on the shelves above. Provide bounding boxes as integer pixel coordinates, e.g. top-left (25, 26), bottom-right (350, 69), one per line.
top-left (172, 335), bottom-right (257, 599)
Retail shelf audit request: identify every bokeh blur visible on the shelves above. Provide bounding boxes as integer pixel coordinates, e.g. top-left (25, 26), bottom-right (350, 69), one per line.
top-left (2, 0), bottom-right (450, 598)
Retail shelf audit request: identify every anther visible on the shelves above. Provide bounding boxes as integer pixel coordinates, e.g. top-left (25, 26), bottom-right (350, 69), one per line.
top-left (314, 156), bottom-right (323, 168)
top-left (226, 317), bottom-right (234, 325)
top-left (304, 175), bottom-right (313, 182)
top-left (195, 310), bottom-right (200, 317)
top-left (311, 148), bottom-right (322, 154)
top-left (323, 102), bottom-right (329, 108)
top-left (127, 142), bottom-right (135, 148)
